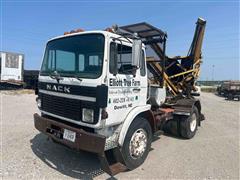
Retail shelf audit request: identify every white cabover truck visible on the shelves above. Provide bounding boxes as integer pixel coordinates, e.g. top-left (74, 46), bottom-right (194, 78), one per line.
top-left (34, 18), bottom-right (206, 176)
top-left (0, 51), bottom-right (24, 88)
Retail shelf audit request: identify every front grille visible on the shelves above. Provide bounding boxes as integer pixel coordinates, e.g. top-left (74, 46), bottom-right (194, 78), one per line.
top-left (40, 93), bottom-right (99, 124)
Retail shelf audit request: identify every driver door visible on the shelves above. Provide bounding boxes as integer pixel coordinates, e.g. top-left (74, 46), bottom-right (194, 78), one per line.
top-left (106, 40), bottom-right (147, 126)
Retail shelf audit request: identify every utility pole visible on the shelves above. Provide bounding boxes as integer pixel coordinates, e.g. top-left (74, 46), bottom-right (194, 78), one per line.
top-left (212, 65), bottom-right (215, 81)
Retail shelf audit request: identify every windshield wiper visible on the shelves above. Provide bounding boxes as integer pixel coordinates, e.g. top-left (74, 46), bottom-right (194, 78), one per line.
top-left (50, 71), bottom-right (63, 81)
top-left (73, 75), bottom-right (83, 82)
top-left (49, 71), bottom-right (84, 82)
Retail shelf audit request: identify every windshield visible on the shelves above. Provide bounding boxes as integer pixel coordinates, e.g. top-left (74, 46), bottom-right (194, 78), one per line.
top-left (40, 34), bottom-right (105, 79)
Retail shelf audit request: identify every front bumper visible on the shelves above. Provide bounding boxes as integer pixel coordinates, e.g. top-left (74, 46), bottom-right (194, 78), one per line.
top-left (34, 113), bottom-right (127, 176)
top-left (34, 113), bottom-right (106, 154)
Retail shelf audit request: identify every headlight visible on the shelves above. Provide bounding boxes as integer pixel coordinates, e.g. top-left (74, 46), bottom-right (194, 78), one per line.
top-left (82, 108), bottom-right (94, 123)
top-left (37, 98), bottom-right (41, 108)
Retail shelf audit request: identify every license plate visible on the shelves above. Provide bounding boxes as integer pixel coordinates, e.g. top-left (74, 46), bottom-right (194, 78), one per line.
top-left (63, 129), bottom-right (76, 142)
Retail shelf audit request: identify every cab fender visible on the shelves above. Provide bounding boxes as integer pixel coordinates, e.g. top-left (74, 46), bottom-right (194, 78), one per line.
top-left (118, 104), bottom-right (151, 147)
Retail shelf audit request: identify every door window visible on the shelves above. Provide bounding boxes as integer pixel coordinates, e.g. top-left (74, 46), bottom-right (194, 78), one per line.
top-left (110, 42), bottom-right (146, 76)
top-left (110, 43), bottom-right (132, 75)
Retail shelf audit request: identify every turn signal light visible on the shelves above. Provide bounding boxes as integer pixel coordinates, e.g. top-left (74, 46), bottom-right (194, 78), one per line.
top-left (101, 109), bottom-right (108, 120)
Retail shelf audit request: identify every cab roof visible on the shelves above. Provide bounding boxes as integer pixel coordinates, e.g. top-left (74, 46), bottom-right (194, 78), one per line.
top-left (47, 30), bottom-right (146, 48)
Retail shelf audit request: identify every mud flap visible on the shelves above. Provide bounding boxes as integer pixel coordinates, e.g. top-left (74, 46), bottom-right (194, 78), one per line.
top-left (98, 147), bottom-right (127, 176)
top-left (200, 113), bottom-right (205, 121)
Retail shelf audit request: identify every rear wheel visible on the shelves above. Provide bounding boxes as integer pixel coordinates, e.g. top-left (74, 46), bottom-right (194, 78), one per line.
top-left (121, 117), bottom-right (152, 170)
top-left (180, 106), bottom-right (199, 139)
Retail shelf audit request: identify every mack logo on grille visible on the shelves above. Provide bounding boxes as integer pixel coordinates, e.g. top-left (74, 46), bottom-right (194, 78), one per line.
top-left (46, 84), bottom-right (71, 93)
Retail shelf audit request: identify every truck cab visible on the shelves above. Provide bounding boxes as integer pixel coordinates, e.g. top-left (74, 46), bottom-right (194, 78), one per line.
top-left (37, 30), bottom-right (148, 128)
top-left (35, 30), bottom-right (151, 173)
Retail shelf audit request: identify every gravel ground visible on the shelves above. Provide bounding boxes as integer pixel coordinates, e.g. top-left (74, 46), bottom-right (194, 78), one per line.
top-left (0, 91), bottom-right (239, 179)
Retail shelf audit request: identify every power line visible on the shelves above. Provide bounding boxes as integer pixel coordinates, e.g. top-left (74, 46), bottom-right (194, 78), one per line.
top-left (204, 56), bottom-right (239, 59)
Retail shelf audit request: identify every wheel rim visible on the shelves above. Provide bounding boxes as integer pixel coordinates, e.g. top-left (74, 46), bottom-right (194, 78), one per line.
top-left (129, 128), bottom-right (147, 159)
top-left (190, 113), bottom-right (197, 132)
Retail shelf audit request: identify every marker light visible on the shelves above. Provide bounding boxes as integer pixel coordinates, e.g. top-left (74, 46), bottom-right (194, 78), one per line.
top-left (64, 28), bottom-right (84, 35)
top-left (37, 98), bottom-right (41, 108)
top-left (104, 27), bottom-right (113, 33)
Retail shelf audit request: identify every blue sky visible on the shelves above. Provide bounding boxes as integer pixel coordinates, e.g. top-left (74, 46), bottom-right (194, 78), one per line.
top-left (1, 0), bottom-right (239, 80)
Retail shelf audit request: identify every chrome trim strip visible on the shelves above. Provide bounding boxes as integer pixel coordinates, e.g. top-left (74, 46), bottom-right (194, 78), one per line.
top-left (39, 89), bottom-right (96, 102)
top-left (40, 110), bottom-right (98, 128)
top-left (39, 110), bottom-right (123, 129)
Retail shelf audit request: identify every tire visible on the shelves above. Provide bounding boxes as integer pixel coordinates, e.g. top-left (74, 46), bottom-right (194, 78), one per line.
top-left (162, 119), bottom-right (179, 137)
top-left (180, 106), bottom-right (199, 139)
top-left (121, 117), bottom-right (152, 170)
top-left (51, 137), bottom-right (57, 143)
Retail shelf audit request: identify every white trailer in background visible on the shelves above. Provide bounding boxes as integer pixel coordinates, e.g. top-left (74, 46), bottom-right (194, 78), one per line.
top-left (0, 51), bottom-right (24, 88)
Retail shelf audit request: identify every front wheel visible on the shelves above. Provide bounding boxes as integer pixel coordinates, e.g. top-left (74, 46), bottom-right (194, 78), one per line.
top-left (121, 117), bottom-right (152, 170)
top-left (180, 106), bottom-right (199, 139)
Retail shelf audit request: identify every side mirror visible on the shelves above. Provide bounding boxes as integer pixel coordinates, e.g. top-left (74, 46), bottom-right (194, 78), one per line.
top-left (132, 39), bottom-right (142, 68)
top-left (110, 43), bottom-right (118, 76)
